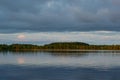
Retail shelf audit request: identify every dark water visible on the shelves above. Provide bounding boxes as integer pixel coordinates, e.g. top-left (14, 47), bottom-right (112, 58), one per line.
top-left (0, 51), bottom-right (120, 80)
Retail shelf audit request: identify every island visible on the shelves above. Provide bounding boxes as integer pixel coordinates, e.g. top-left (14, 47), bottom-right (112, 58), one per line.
top-left (0, 42), bottom-right (120, 52)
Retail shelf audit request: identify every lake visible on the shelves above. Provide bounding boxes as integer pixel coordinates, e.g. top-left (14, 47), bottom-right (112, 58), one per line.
top-left (0, 51), bottom-right (120, 80)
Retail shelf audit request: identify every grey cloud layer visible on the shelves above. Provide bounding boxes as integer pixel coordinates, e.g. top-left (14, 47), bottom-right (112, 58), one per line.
top-left (0, 0), bottom-right (120, 33)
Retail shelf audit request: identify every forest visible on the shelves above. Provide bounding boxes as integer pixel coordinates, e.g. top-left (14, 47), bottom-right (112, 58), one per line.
top-left (0, 42), bottom-right (120, 51)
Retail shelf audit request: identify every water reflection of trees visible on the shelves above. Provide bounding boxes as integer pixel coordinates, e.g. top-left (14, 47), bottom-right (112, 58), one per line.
top-left (44, 50), bottom-right (120, 56)
top-left (45, 51), bottom-right (88, 57)
top-left (0, 50), bottom-right (120, 57)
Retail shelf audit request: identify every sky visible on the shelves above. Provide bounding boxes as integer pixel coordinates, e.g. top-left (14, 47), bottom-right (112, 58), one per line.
top-left (0, 0), bottom-right (120, 45)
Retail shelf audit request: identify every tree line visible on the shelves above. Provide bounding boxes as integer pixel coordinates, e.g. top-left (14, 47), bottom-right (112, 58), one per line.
top-left (0, 42), bottom-right (120, 51)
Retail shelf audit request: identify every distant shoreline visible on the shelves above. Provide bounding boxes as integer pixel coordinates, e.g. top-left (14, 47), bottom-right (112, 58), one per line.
top-left (12, 49), bottom-right (120, 51)
top-left (0, 42), bottom-right (120, 51)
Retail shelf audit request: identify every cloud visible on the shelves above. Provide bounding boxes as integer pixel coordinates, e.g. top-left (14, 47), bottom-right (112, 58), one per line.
top-left (17, 34), bottom-right (26, 39)
top-left (0, 0), bottom-right (120, 33)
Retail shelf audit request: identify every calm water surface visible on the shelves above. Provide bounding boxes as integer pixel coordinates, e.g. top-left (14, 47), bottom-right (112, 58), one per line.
top-left (0, 51), bottom-right (120, 80)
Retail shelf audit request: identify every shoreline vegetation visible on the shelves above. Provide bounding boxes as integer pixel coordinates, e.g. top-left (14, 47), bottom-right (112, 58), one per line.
top-left (0, 42), bottom-right (120, 52)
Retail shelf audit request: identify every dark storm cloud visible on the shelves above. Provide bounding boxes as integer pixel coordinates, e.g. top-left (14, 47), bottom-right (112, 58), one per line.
top-left (0, 0), bottom-right (120, 33)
